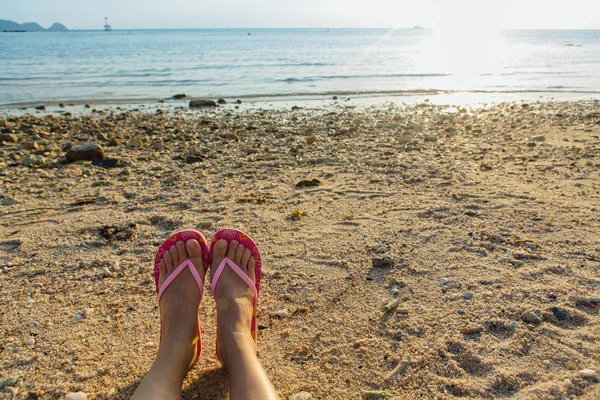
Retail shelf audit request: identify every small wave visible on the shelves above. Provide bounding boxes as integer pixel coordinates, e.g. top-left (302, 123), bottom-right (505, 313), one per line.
top-left (278, 73), bottom-right (450, 83)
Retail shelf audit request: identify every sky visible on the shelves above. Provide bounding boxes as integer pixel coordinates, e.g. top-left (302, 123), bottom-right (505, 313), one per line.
top-left (2, 0), bottom-right (599, 30)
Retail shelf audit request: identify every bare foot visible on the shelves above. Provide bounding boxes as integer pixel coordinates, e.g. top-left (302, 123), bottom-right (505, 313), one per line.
top-left (210, 239), bottom-right (257, 366)
top-left (157, 239), bottom-right (205, 368)
top-left (132, 239), bottom-right (206, 400)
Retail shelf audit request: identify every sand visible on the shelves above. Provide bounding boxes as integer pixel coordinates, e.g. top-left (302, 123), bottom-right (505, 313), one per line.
top-left (0, 100), bottom-right (599, 399)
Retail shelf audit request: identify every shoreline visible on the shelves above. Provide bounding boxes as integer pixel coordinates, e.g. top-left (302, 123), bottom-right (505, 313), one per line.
top-left (2, 90), bottom-right (600, 116)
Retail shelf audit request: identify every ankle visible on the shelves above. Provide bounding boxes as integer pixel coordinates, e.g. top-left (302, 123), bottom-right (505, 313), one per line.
top-left (220, 332), bottom-right (256, 361)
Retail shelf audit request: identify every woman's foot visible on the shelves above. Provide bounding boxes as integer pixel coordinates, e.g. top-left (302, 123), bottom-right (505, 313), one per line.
top-left (210, 237), bottom-right (280, 400)
top-left (132, 239), bottom-right (205, 400)
top-left (210, 239), bottom-right (257, 366)
top-left (157, 239), bottom-right (206, 367)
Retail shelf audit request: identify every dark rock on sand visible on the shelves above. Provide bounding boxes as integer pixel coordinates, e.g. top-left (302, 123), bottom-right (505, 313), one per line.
top-left (372, 256), bottom-right (394, 269)
top-left (35, 105), bottom-right (46, 111)
top-left (236, 99), bottom-right (242, 104)
top-left (217, 99), bottom-right (227, 104)
top-left (172, 94), bottom-right (188, 100)
top-left (0, 134), bottom-right (18, 143)
top-left (66, 143), bottom-right (104, 163)
top-left (551, 307), bottom-right (568, 321)
top-left (296, 178), bottom-right (323, 188)
top-left (189, 99), bottom-right (218, 108)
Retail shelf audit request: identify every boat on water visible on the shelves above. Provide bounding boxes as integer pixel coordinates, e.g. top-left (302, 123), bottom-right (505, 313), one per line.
top-left (104, 17), bottom-right (112, 32)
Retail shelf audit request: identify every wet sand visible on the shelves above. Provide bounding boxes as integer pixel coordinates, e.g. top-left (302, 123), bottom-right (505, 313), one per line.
top-left (1, 100), bottom-right (599, 399)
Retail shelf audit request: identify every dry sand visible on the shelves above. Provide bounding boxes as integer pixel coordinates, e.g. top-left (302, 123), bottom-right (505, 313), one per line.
top-left (1, 100), bottom-right (599, 399)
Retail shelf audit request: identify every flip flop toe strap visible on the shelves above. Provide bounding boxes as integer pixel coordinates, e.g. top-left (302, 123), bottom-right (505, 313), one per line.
top-left (158, 259), bottom-right (204, 302)
top-left (211, 257), bottom-right (258, 308)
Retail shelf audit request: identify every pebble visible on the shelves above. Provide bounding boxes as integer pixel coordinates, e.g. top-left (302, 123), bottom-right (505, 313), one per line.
top-left (522, 308), bottom-right (543, 324)
top-left (24, 337), bottom-right (35, 346)
top-left (189, 99), bottom-right (217, 108)
top-left (372, 256), bottom-right (394, 269)
top-left (65, 392), bottom-right (87, 400)
top-left (0, 133), bottom-right (18, 143)
top-left (1, 198), bottom-right (18, 206)
top-left (383, 299), bottom-right (400, 313)
top-left (306, 297), bottom-right (316, 304)
top-left (66, 143), bottom-right (104, 163)
top-left (439, 278), bottom-right (450, 285)
top-left (551, 306), bottom-right (568, 321)
top-left (290, 392), bottom-right (313, 400)
top-left (306, 136), bottom-right (318, 144)
top-left (463, 291), bottom-right (473, 300)
top-left (101, 267), bottom-right (114, 278)
top-left (531, 135), bottom-right (546, 142)
top-left (127, 137), bottom-right (143, 148)
top-left (31, 321), bottom-right (39, 327)
top-left (579, 369), bottom-right (598, 381)
top-left (82, 308), bottom-right (94, 318)
top-left (423, 134), bottom-right (438, 142)
top-left (274, 309), bottom-right (290, 318)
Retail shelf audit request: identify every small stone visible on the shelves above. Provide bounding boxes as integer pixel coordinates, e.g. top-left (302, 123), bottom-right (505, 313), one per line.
top-left (151, 139), bottom-right (164, 150)
top-left (423, 134), bottom-right (438, 142)
top-left (463, 291), bottom-right (473, 300)
top-left (531, 135), bottom-right (546, 142)
top-left (97, 132), bottom-right (108, 141)
top-left (24, 337), bottom-right (35, 346)
top-left (0, 133), bottom-right (18, 143)
top-left (458, 309), bottom-right (466, 315)
top-left (32, 283), bottom-right (43, 288)
top-left (551, 307), bottom-right (568, 321)
top-left (397, 308), bottom-right (409, 314)
top-left (306, 136), bottom-right (318, 144)
top-left (127, 137), bottom-right (143, 148)
top-left (27, 390), bottom-right (43, 399)
top-left (24, 141), bottom-right (39, 150)
top-left (290, 392), bottom-right (313, 400)
top-left (509, 321), bottom-right (518, 329)
top-left (1, 198), bottom-right (18, 206)
top-left (296, 178), bottom-right (323, 188)
top-left (306, 297), bottom-right (316, 304)
top-left (217, 98), bottom-right (227, 104)
top-left (101, 267), bottom-right (114, 278)
top-left (82, 308), bottom-right (94, 318)
top-left (31, 321), bottom-right (39, 327)
top-left (189, 99), bottom-right (218, 108)
top-left (274, 309), bottom-right (290, 318)
top-left (66, 143), bottom-right (104, 163)
top-left (35, 105), bottom-right (46, 111)
top-left (332, 95), bottom-right (338, 100)
top-left (579, 369), bottom-right (598, 381)
top-left (65, 392), bottom-right (87, 400)
top-left (439, 278), bottom-right (450, 285)
top-left (522, 308), bottom-right (543, 324)
top-left (172, 93), bottom-right (188, 99)
top-left (372, 256), bottom-right (394, 269)
top-left (236, 99), bottom-right (242, 104)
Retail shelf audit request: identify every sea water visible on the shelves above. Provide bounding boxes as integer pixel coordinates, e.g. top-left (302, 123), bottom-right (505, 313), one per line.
top-left (1, 28), bottom-right (599, 107)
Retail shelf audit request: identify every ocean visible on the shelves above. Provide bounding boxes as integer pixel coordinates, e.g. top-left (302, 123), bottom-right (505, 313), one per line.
top-left (1, 28), bottom-right (599, 107)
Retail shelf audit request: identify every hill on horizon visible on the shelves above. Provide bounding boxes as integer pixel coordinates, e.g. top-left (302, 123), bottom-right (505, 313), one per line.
top-left (0, 19), bottom-right (68, 32)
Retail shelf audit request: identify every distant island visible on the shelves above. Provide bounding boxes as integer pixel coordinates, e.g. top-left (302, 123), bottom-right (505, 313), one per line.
top-left (0, 19), bottom-right (68, 32)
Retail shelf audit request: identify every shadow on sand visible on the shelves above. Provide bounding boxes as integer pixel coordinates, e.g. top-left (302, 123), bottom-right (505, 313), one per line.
top-left (114, 367), bottom-right (228, 400)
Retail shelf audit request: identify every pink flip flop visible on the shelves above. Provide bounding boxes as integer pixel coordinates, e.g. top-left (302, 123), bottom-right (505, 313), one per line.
top-left (209, 228), bottom-right (262, 363)
top-left (154, 229), bottom-right (210, 366)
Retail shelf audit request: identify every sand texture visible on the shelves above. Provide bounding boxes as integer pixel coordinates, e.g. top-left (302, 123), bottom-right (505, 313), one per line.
top-left (1, 101), bottom-right (599, 399)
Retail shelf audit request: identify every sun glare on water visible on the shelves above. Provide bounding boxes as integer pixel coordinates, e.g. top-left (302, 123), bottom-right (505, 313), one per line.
top-left (417, 1), bottom-right (509, 91)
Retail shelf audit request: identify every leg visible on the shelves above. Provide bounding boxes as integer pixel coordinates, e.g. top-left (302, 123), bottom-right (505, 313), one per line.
top-left (211, 239), bottom-right (280, 400)
top-left (132, 239), bottom-right (206, 400)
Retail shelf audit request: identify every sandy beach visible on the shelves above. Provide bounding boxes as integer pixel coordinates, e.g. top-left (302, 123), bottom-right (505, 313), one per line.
top-left (1, 99), bottom-right (599, 399)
